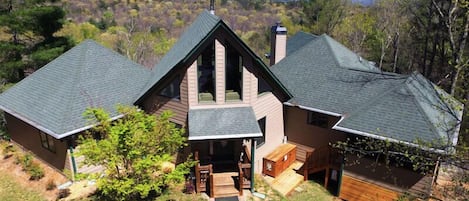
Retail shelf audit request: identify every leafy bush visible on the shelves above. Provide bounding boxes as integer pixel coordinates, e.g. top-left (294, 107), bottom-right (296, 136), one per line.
top-left (2, 144), bottom-right (16, 159)
top-left (0, 112), bottom-right (9, 141)
top-left (15, 153), bottom-right (45, 180)
top-left (27, 163), bottom-right (45, 180)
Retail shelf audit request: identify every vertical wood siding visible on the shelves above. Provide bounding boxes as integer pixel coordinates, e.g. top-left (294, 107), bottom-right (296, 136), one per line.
top-left (215, 39), bottom-right (225, 104)
top-left (187, 61), bottom-right (198, 107)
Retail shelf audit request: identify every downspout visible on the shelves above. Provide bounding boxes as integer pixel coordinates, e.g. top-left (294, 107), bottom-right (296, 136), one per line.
top-left (69, 146), bottom-right (77, 179)
top-left (251, 140), bottom-right (256, 192)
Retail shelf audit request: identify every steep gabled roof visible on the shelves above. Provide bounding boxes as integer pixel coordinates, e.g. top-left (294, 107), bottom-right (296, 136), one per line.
top-left (272, 32), bottom-right (463, 148)
top-left (0, 40), bottom-right (151, 139)
top-left (137, 10), bottom-right (291, 102)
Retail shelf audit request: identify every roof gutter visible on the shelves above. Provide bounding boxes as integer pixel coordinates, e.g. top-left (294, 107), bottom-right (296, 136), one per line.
top-left (0, 105), bottom-right (124, 139)
top-left (283, 102), bottom-right (341, 117)
top-left (283, 102), bottom-right (449, 154)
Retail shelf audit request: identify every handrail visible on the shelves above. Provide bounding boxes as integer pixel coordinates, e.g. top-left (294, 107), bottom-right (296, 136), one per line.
top-left (209, 173), bottom-right (214, 198)
top-left (303, 146), bottom-right (342, 182)
top-left (195, 163), bottom-right (213, 196)
top-left (238, 162), bottom-right (251, 195)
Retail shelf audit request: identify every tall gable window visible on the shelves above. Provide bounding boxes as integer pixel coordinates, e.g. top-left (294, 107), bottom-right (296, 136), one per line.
top-left (198, 43), bottom-right (215, 102)
top-left (159, 75), bottom-right (181, 100)
top-left (225, 45), bottom-right (243, 101)
top-left (307, 111), bottom-right (329, 128)
top-left (256, 117), bottom-right (266, 147)
top-left (39, 131), bottom-right (55, 152)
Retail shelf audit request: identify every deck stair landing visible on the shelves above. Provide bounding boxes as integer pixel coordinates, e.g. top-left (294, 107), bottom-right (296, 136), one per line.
top-left (213, 172), bottom-right (239, 198)
top-left (264, 161), bottom-right (304, 195)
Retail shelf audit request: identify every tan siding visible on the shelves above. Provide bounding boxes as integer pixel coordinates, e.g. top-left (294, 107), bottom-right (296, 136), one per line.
top-left (274, 34), bottom-right (287, 64)
top-left (250, 73), bottom-right (258, 103)
top-left (284, 106), bottom-right (345, 149)
top-left (5, 113), bottom-right (68, 170)
top-left (187, 61), bottom-right (198, 107)
top-left (215, 39), bottom-right (225, 104)
top-left (242, 66), bottom-right (251, 104)
top-left (252, 93), bottom-right (285, 173)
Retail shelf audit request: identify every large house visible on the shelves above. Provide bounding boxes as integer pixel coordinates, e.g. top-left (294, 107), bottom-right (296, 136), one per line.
top-left (0, 10), bottom-right (463, 200)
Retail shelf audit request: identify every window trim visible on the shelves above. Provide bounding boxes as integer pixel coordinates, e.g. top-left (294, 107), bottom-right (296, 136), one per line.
top-left (39, 131), bottom-right (56, 153)
top-left (306, 111), bottom-right (329, 128)
top-left (159, 74), bottom-right (182, 101)
top-left (256, 117), bottom-right (266, 148)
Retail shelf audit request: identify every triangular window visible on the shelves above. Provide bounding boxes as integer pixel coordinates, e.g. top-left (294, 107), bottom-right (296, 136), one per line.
top-left (159, 75), bottom-right (181, 100)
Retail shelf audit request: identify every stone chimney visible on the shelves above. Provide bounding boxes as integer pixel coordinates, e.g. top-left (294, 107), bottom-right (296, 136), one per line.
top-left (270, 22), bottom-right (287, 66)
top-left (210, 0), bottom-right (215, 15)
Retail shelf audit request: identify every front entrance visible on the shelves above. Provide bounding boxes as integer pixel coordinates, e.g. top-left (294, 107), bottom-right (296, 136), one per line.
top-left (192, 140), bottom-right (242, 172)
top-left (191, 139), bottom-right (252, 198)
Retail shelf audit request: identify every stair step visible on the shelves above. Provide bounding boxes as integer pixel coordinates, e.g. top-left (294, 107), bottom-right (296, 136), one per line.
top-left (214, 185), bottom-right (239, 198)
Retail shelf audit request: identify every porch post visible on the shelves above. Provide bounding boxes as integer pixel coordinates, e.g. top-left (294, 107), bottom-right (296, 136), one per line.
top-left (250, 139), bottom-right (256, 192)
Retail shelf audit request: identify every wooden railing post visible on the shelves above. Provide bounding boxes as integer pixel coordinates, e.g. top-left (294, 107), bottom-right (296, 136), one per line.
top-left (304, 151), bottom-right (311, 181)
top-left (209, 172), bottom-right (214, 198)
top-left (195, 163), bottom-right (200, 193)
top-left (238, 162), bottom-right (243, 196)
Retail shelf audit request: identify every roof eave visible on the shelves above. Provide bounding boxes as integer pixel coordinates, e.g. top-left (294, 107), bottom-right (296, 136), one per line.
top-left (0, 104), bottom-right (124, 139)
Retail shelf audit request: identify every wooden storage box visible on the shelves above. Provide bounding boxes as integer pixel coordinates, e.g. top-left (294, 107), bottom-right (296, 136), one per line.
top-left (263, 143), bottom-right (296, 177)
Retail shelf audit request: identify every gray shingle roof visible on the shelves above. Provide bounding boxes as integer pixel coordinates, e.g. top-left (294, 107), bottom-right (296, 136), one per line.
top-left (286, 31), bottom-right (318, 55)
top-left (138, 10), bottom-right (220, 99)
top-left (188, 107), bottom-right (262, 140)
top-left (137, 10), bottom-right (292, 102)
top-left (272, 32), bottom-right (463, 147)
top-left (0, 40), bottom-right (151, 139)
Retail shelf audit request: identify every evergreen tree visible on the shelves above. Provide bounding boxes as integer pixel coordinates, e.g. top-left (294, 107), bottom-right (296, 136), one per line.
top-left (0, 0), bottom-right (72, 83)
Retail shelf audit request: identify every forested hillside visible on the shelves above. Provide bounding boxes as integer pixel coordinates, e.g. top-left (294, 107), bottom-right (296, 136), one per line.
top-left (1, 0), bottom-right (468, 137)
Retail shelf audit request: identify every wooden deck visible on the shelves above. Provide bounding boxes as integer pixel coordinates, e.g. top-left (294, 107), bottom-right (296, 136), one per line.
top-left (340, 174), bottom-right (400, 201)
top-left (264, 161), bottom-right (304, 195)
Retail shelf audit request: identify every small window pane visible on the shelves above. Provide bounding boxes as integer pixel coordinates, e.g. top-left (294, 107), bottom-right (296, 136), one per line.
top-left (47, 135), bottom-right (56, 152)
top-left (256, 117), bottom-right (266, 147)
top-left (39, 132), bottom-right (48, 148)
top-left (307, 111), bottom-right (329, 128)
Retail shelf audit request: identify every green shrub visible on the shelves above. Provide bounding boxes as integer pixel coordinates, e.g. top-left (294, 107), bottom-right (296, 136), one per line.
top-left (0, 112), bottom-right (9, 141)
top-left (27, 163), bottom-right (44, 180)
top-left (2, 144), bottom-right (16, 159)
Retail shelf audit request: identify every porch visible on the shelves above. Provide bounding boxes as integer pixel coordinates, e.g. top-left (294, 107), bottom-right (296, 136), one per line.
top-left (188, 107), bottom-right (262, 199)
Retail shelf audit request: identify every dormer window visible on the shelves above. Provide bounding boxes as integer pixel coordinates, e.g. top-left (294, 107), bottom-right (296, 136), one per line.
top-left (198, 43), bottom-right (215, 102)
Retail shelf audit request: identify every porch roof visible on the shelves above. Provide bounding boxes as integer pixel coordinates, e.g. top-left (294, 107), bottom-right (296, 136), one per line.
top-left (188, 107), bottom-right (262, 140)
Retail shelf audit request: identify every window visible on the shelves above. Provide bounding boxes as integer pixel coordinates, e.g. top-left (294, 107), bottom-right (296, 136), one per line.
top-left (256, 117), bottom-right (266, 147)
top-left (159, 75), bottom-right (181, 100)
top-left (258, 77), bottom-right (272, 95)
top-left (225, 45), bottom-right (243, 101)
top-left (39, 131), bottom-right (55, 152)
top-left (307, 111), bottom-right (329, 128)
top-left (198, 43), bottom-right (215, 102)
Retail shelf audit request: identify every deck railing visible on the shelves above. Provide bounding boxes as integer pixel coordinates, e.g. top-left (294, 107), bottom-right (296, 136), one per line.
top-left (238, 162), bottom-right (251, 196)
top-left (195, 163), bottom-right (213, 197)
top-left (303, 146), bottom-right (342, 188)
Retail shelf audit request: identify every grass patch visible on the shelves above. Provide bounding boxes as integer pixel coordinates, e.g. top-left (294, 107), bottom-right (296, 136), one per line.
top-left (0, 170), bottom-right (46, 201)
top-left (287, 181), bottom-right (337, 201)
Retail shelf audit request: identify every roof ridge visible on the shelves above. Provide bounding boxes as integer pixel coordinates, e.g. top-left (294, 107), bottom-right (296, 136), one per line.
top-left (321, 34), bottom-right (343, 69)
top-left (59, 41), bottom-right (91, 133)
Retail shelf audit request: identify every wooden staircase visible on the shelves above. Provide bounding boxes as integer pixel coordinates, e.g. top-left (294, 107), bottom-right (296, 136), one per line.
top-left (213, 172), bottom-right (239, 198)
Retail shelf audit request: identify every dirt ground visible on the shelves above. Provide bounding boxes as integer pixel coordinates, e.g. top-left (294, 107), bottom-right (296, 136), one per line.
top-left (0, 142), bottom-right (69, 201)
